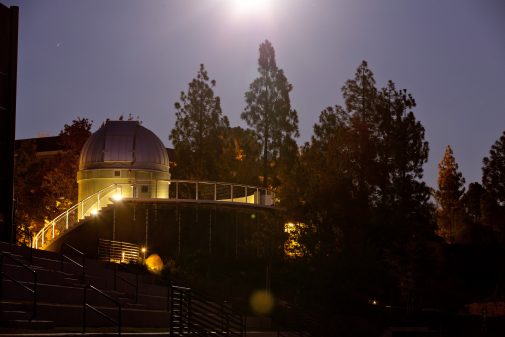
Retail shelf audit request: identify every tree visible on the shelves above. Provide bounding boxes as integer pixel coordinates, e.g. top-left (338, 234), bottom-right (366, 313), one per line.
top-left (482, 131), bottom-right (505, 235)
top-left (14, 140), bottom-right (47, 242)
top-left (217, 126), bottom-right (261, 185)
top-left (241, 40), bottom-right (299, 187)
top-left (341, 60), bottom-right (379, 204)
top-left (42, 118), bottom-right (92, 220)
top-left (483, 131), bottom-right (505, 205)
top-left (282, 61), bottom-right (436, 311)
top-left (170, 64), bottom-right (229, 180)
top-left (435, 145), bottom-right (465, 243)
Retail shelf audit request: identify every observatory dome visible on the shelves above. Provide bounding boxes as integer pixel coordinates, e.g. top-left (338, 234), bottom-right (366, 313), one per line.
top-left (79, 120), bottom-right (169, 172)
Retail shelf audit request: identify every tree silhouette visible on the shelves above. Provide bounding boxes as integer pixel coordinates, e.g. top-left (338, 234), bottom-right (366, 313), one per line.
top-left (170, 64), bottom-right (229, 180)
top-left (241, 40), bottom-right (299, 187)
top-left (435, 145), bottom-right (465, 243)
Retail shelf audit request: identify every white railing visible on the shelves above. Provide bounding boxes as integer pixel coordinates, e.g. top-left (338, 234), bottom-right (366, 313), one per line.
top-left (33, 184), bottom-right (119, 249)
top-left (167, 180), bottom-right (275, 206)
top-left (33, 180), bottom-right (276, 250)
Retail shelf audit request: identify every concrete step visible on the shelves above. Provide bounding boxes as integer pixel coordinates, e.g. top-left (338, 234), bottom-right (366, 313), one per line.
top-left (1, 299), bottom-right (169, 328)
top-left (1, 261), bottom-right (84, 287)
top-left (0, 319), bottom-right (55, 330)
top-left (37, 302), bottom-right (169, 327)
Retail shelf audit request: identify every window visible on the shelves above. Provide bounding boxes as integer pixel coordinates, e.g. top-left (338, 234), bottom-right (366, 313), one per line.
top-left (141, 185), bottom-right (149, 193)
top-left (114, 170), bottom-right (121, 177)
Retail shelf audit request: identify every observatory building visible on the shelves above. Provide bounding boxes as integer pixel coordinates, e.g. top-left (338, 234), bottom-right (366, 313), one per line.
top-left (78, 120), bottom-right (171, 204)
top-left (34, 120), bottom-right (277, 261)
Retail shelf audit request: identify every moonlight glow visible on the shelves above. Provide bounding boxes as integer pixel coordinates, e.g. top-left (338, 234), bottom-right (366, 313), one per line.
top-left (227, 0), bottom-right (272, 16)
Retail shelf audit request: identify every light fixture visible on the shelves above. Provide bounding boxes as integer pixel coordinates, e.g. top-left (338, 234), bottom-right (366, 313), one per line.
top-left (112, 193), bottom-right (123, 201)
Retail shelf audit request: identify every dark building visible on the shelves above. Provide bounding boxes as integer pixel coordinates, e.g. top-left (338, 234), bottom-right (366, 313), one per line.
top-left (0, 3), bottom-right (18, 243)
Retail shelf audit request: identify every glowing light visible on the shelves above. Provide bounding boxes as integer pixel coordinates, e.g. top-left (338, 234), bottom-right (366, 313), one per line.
top-left (145, 254), bottom-right (164, 274)
top-left (226, 0), bottom-right (273, 18)
top-left (112, 193), bottom-right (123, 201)
top-left (91, 209), bottom-right (98, 216)
top-left (250, 290), bottom-right (274, 315)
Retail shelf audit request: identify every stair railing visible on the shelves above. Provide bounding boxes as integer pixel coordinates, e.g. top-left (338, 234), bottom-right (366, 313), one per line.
top-left (83, 283), bottom-right (122, 335)
top-left (61, 243), bottom-right (86, 281)
top-left (169, 284), bottom-right (245, 337)
top-left (33, 183), bottom-right (118, 249)
top-left (0, 252), bottom-right (38, 320)
top-left (11, 226), bottom-right (33, 263)
top-left (113, 264), bottom-right (139, 304)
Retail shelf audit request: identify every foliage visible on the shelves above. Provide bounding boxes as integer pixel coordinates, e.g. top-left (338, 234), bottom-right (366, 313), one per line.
top-left (481, 131), bottom-right (505, 236)
top-left (13, 140), bottom-right (47, 242)
top-left (435, 145), bottom-right (466, 243)
top-left (483, 131), bottom-right (505, 205)
top-left (42, 118), bottom-right (92, 220)
top-left (170, 64), bottom-right (229, 180)
top-left (283, 60), bottom-right (435, 309)
top-left (241, 40), bottom-right (299, 187)
top-left (14, 118), bottom-right (92, 243)
top-left (217, 126), bottom-right (261, 184)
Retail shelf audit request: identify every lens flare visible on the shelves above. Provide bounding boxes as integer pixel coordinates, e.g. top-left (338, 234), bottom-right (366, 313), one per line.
top-left (250, 290), bottom-right (274, 315)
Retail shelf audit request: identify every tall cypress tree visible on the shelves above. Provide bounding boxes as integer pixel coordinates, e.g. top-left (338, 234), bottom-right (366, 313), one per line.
top-left (241, 40), bottom-right (299, 187)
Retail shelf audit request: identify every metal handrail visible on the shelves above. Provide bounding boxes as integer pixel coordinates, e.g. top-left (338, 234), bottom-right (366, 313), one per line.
top-left (83, 283), bottom-right (122, 335)
top-left (61, 243), bottom-right (86, 280)
top-left (113, 264), bottom-right (138, 304)
top-left (169, 284), bottom-right (245, 337)
top-left (0, 252), bottom-right (38, 320)
top-left (34, 183), bottom-right (119, 249)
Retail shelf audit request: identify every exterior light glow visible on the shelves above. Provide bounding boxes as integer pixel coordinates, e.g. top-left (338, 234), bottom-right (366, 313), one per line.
top-left (91, 209), bottom-right (98, 216)
top-left (112, 193), bottom-right (122, 201)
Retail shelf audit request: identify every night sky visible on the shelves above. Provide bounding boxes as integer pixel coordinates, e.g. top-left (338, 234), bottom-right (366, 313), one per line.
top-left (4, 0), bottom-right (505, 189)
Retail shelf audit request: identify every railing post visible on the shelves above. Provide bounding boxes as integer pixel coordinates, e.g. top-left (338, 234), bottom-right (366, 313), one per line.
top-left (32, 273), bottom-right (37, 320)
top-left (51, 222), bottom-right (55, 239)
top-left (82, 286), bottom-right (87, 334)
top-left (97, 193), bottom-right (100, 210)
top-left (135, 273), bottom-right (139, 304)
top-left (231, 185), bottom-right (234, 202)
top-left (196, 182), bottom-right (199, 201)
top-left (214, 183), bottom-right (217, 201)
top-left (176, 182), bottom-right (179, 200)
top-left (245, 187), bottom-right (248, 203)
top-left (41, 230), bottom-right (44, 246)
top-left (66, 211), bottom-right (69, 230)
top-left (81, 200), bottom-right (84, 219)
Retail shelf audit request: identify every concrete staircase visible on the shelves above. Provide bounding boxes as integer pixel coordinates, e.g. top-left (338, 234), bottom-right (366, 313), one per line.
top-left (0, 241), bottom-right (170, 332)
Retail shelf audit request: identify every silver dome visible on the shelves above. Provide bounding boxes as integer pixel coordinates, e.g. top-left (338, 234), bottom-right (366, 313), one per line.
top-left (79, 121), bottom-right (169, 172)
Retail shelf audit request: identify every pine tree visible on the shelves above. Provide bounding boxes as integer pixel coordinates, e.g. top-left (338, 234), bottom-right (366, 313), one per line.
top-left (241, 40), bottom-right (299, 187)
top-left (170, 64), bottom-right (229, 180)
top-left (483, 131), bottom-right (505, 205)
top-left (435, 145), bottom-right (465, 243)
top-left (482, 131), bottom-right (505, 235)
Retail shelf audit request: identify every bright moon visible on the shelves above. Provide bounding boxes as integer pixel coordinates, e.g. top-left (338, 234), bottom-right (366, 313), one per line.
top-left (228, 0), bottom-right (272, 16)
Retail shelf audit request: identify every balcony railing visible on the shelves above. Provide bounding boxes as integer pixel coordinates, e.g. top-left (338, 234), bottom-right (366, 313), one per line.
top-left (33, 180), bottom-right (276, 250)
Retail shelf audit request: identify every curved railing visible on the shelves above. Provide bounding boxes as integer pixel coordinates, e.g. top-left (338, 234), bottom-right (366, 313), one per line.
top-left (33, 184), bottom-right (119, 249)
top-left (34, 180), bottom-right (276, 250)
